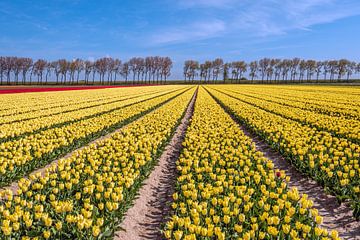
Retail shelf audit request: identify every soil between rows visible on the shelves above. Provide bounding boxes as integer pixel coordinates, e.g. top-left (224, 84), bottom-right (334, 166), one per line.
top-left (114, 89), bottom-right (197, 240)
top-left (208, 90), bottom-right (360, 240)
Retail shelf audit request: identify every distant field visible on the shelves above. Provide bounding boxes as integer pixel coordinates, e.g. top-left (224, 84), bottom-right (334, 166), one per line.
top-left (0, 84), bottom-right (157, 94)
top-left (0, 85), bottom-right (358, 239)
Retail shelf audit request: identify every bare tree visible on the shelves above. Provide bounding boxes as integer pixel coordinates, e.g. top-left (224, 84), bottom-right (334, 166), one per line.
top-left (315, 61), bottom-right (323, 82)
top-left (84, 60), bottom-right (93, 84)
top-left (13, 57), bottom-right (23, 84)
top-left (45, 61), bottom-right (53, 84)
top-left (258, 58), bottom-right (270, 82)
top-left (33, 59), bottom-right (47, 84)
top-left (204, 61), bottom-right (212, 82)
top-left (121, 62), bottom-right (130, 83)
top-left (212, 58), bottom-right (224, 82)
top-left (249, 61), bottom-right (258, 82)
top-left (21, 58), bottom-right (33, 84)
top-left (346, 61), bottom-right (356, 81)
top-left (4, 57), bottom-right (15, 84)
top-left (112, 58), bottom-right (122, 83)
top-left (95, 58), bottom-right (108, 84)
top-left (231, 61), bottom-right (247, 82)
top-left (0, 57), bottom-right (5, 85)
top-left (59, 59), bottom-right (69, 84)
top-left (162, 57), bottom-right (172, 83)
top-left (298, 60), bottom-right (306, 82)
top-left (337, 59), bottom-right (349, 81)
top-left (305, 60), bottom-right (317, 82)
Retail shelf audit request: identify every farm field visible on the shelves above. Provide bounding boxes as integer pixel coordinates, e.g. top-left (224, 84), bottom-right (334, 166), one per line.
top-left (0, 85), bottom-right (359, 239)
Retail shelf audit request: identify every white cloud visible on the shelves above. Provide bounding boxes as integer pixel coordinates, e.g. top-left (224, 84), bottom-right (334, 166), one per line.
top-left (151, 19), bottom-right (225, 44)
top-left (149, 0), bottom-right (360, 45)
top-left (231, 0), bottom-right (360, 36)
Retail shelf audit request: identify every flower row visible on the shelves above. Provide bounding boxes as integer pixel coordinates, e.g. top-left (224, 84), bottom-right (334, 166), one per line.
top-left (212, 86), bottom-right (360, 143)
top-left (0, 87), bottom-right (196, 239)
top-left (0, 87), bottom-right (190, 186)
top-left (0, 87), bottom-right (180, 140)
top-left (0, 87), bottom-right (162, 125)
top-left (207, 87), bottom-right (360, 218)
top-left (165, 87), bottom-right (338, 240)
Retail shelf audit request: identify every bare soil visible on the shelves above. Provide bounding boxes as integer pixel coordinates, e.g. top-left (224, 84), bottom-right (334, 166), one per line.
top-left (239, 125), bottom-right (360, 240)
top-left (114, 90), bottom-right (197, 240)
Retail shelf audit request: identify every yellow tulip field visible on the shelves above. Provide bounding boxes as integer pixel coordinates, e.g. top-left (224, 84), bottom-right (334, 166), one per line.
top-left (0, 85), bottom-right (359, 239)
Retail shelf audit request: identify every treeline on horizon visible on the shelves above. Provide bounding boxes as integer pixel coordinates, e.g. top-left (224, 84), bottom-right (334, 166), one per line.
top-left (1, 56), bottom-right (360, 85)
top-left (184, 58), bottom-right (360, 83)
top-left (0, 56), bottom-right (172, 85)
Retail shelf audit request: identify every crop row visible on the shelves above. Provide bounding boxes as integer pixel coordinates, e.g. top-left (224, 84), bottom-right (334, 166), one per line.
top-left (0, 87), bottom-right (182, 140)
top-left (165, 87), bottom-right (338, 240)
top-left (212, 87), bottom-right (360, 143)
top-left (0, 87), bottom-right (162, 125)
top-left (229, 87), bottom-right (360, 120)
top-left (0, 88), bottom-right (125, 114)
top-left (206, 87), bottom-right (360, 218)
top-left (0, 87), bottom-right (190, 186)
top-left (0, 87), bottom-right (196, 239)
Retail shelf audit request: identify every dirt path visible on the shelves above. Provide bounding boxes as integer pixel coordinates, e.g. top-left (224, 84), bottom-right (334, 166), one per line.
top-left (239, 125), bottom-right (360, 240)
top-left (205, 89), bottom-right (360, 239)
top-left (114, 90), bottom-right (197, 240)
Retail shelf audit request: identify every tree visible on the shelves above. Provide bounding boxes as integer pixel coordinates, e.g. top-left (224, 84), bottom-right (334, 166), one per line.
top-left (74, 59), bottom-right (84, 84)
top-left (322, 61), bottom-right (331, 81)
top-left (21, 58), bottom-right (33, 84)
top-left (59, 59), bottom-right (69, 84)
top-left (33, 59), bottom-right (47, 84)
top-left (231, 61), bottom-right (247, 82)
top-left (13, 57), bottom-right (23, 84)
top-left (183, 60), bottom-right (192, 81)
top-left (249, 61), bottom-right (258, 82)
top-left (84, 60), bottom-right (93, 84)
top-left (162, 57), bottom-right (172, 83)
top-left (273, 59), bottom-right (282, 82)
top-left (95, 58), bottom-right (108, 84)
top-left (4, 57), bottom-right (14, 84)
top-left (128, 57), bottom-right (139, 83)
top-left (315, 61), bottom-right (323, 82)
top-left (281, 60), bottom-right (291, 81)
top-left (184, 60), bottom-right (199, 82)
top-left (0, 57), bottom-right (5, 85)
top-left (345, 61), bottom-right (356, 81)
top-left (298, 60), bottom-right (307, 82)
top-left (305, 60), bottom-right (317, 82)
top-left (199, 63), bottom-right (206, 82)
top-left (45, 61), bottom-right (53, 84)
top-left (337, 59), bottom-right (349, 81)
top-left (121, 62), bottom-right (130, 82)
top-left (112, 59), bottom-right (122, 84)
top-left (288, 58), bottom-right (300, 81)
top-left (223, 63), bottom-right (229, 82)
top-left (212, 58), bottom-right (224, 82)
top-left (204, 61), bottom-right (212, 82)
top-left (258, 58), bottom-right (270, 82)
top-left (329, 60), bottom-right (338, 81)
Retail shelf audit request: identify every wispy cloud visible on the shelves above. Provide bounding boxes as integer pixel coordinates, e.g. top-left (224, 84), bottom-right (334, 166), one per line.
top-left (178, 0), bottom-right (236, 8)
top-left (156, 0), bottom-right (360, 44)
top-left (229, 0), bottom-right (360, 36)
top-left (150, 19), bottom-right (225, 44)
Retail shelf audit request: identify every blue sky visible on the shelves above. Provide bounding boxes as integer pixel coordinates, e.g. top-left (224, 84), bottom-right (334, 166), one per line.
top-left (0, 0), bottom-right (360, 79)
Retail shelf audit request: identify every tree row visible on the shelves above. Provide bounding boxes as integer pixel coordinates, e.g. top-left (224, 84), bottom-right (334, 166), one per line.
top-left (0, 56), bottom-right (172, 85)
top-left (184, 58), bottom-right (360, 82)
